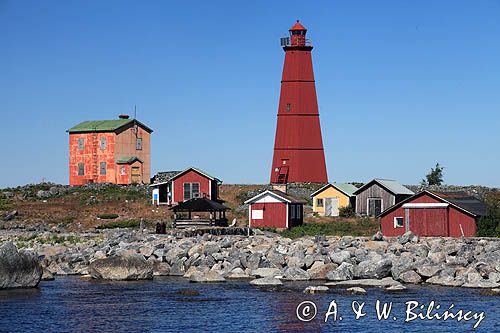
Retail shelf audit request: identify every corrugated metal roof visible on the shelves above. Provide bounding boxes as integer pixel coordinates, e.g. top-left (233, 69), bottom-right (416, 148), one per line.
top-left (67, 119), bottom-right (153, 133)
top-left (374, 179), bottom-right (414, 195)
top-left (333, 183), bottom-right (358, 197)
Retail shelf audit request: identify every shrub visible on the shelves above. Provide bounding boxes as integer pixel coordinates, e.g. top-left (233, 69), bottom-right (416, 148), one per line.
top-left (97, 213), bottom-right (119, 220)
top-left (280, 219), bottom-right (378, 239)
top-left (96, 219), bottom-right (141, 229)
top-left (339, 206), bottom-right (355, 218)
top-left (0, 193), bottom-right (13, 211)
top-left (476, 202), bottom-right (500, 237)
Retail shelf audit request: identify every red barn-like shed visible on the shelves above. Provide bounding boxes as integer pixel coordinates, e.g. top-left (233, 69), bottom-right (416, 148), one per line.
top-left (150, 167), bottom-right (221, 206)
top-left (378, 191), bottom-right (488, 237)
top-left (245, 190), bottom-right (306, 229)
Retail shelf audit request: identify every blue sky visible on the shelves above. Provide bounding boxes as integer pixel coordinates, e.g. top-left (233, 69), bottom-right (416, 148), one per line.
top-left (1, 0), bottom-right (499, 187)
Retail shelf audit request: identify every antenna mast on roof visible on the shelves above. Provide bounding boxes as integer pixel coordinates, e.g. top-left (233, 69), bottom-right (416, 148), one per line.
top-left (134, 105), bottom-right (137, 119)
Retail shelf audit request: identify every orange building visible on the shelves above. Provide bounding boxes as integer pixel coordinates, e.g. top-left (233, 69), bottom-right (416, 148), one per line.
top-left (67, 115), bottom-right (153, 185)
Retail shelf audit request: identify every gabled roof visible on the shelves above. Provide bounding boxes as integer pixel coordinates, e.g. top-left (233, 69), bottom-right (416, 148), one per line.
top-left (150, 171), bottom-right (182, 185)
top-left (67, 119), bottom-right (153, 134)
top-left (171, 197), bottom-right (228, 212)
top-left (354, 179), bottom-right (414, 196)
top-left (244, 189), bottom-right (307, 205)
top-left (289, 20), bottom-right (307, 31)
top-left (116, 156), bottom-right (143, 164)
top-left (310, 183), bottom-right (358, 198)
top-left (377, 190), bottom-right (488, 218)
top-left (149, 167), bottom-right (221, 187)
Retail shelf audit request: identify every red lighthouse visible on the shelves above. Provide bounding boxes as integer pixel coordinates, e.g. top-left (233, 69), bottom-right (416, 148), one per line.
top-left (270, 21), bottom-right (328, 184)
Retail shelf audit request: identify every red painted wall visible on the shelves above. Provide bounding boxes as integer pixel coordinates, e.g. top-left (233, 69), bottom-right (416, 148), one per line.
top-left (380, 193), bottom-right (477, 237)
top-left (69, 133), bottom-right (116, 185)
top-left (249, 203), bottom-right (288, 229)
top-left (172, 170), bottom-right (211, 203)
top-left (270, 24), bottom-right (327, 184)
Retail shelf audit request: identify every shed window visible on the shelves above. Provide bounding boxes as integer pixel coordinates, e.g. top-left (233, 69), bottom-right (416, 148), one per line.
top-left (183, 182), bottom-right (200, 201)
top-left (394, 217), bottom-right (404, 228)
top-left (316, 198), bottom-right (324, 207)
top-left (120, 166), bottom-right (126, 175)
top-left (77, 162), bottom-right (84, 176)
top-left (286, 103), bottom-right (291, 112)
top-left (77, 138), bottom-right (84, 151)
top-left (100, 137), bottom-right (107, 150)
top-left (100, 162), bottom-right (107, 175)
top-left (136, 137), bottom-right (143, 150)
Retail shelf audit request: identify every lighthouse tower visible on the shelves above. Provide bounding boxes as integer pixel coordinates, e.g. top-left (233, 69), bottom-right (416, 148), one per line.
top-left (270, 21), bottom-right (328, 184)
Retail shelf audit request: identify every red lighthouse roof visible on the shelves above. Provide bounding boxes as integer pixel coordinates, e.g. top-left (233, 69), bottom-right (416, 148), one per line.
top-left (289, 20), bottom-right (307, 31)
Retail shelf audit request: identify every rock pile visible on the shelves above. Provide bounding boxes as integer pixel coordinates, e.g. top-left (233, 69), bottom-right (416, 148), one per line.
top-left (1, 230), bottom-right (499, 288)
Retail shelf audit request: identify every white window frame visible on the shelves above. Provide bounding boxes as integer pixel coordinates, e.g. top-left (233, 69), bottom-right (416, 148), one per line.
top-left (394, 216), bottom-right (404, 228)
top-left (100, 137), bottom-right (107, 150)
top-left (99, 162), bottom-right (107, 175)
top-left (77, 138), bottom-right (84, 151)
top-left (183, 182), bottom-right (200, 201)
top-left (136, 137), bottom-right (143, 150)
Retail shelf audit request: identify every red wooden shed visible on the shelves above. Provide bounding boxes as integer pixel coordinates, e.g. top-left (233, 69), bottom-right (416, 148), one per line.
top-left (245, 190), bottom-right (306, 229)
top-left (378, 190), bottom-right (488, 237)
top-left (150, 167), bottom-right (222, 206)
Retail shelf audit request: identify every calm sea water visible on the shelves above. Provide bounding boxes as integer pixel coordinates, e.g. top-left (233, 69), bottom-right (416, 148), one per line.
top-left (0, 277), bottom-right (498, 332)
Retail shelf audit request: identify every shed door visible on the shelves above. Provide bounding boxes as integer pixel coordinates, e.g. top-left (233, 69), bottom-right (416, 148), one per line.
top-left (368, 198), bottom-right (382, 217)
top-left (325, 197), bottom-right (339, 217)
top-left (408, 208), bottom-right (447, 237)
top-left (131, 167), bottom-right (142, 183)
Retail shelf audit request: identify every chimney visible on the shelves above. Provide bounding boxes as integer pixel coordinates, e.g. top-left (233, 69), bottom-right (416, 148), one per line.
top-left (119, 114), bottom-right (130, 119)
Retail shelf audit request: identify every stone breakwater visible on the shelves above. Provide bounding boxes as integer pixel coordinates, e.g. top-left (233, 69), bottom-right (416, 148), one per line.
top-left (1, 230), bottom-right (499, 288)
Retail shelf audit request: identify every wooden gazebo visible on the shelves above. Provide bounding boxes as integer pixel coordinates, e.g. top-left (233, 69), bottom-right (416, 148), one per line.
top-left (171, 197), bottom-right (229, 228)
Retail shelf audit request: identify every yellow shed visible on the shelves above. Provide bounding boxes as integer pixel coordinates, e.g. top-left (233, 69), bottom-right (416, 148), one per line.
top-left (311, 183), bottom-right (358, 216)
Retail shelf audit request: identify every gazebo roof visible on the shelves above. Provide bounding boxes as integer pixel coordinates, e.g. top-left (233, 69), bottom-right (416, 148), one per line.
top-left (171, 197), bottom-right (228, 212)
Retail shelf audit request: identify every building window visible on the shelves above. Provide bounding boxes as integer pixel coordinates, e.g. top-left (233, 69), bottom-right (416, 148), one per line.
top-left (77, 162), bottom-right (84, 176)
top-left (316, 198), bottom-right (324, 207)
top-left (183, 182), bottom-right (200, 201)
top-left (286, 103), bottom-right (291, 112)
top-left (120, 166), bottom-right (126, 176)
top-left (394, 217), bottom-right (404, 228)
top-left (100, 137), bottom-right (107, 150)
top-left (136, 137), bottom-right (143, 150)
top-left (100, 162), bottom-right (107, 175)
top-left (77, 138), bottom-right (84, 151)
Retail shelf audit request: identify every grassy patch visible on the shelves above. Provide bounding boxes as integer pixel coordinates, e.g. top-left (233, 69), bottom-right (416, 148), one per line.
top-left (280, 219), bottom-right (379, 239)
top-left (14, 234), bottom-right (84, 248)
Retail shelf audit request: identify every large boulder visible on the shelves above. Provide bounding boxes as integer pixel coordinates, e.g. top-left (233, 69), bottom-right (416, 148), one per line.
top-left (89, 254), bottom-right (153, 280)
top-left (250, 276), bottom-right (283, 286)
top-left (283, 267), bottom-right (310, 281)
top-left (0, 242), bottom-right (42, 289)
top-left (326, 262), bottom-right (354, 281)
top-left (354, 259), bottom-right (392, 279)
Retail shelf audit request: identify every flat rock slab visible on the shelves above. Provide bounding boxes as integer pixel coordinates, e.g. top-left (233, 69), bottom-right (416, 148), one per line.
top-left (189, 271), bottom-right (225, 283)
top-left (250, 277), bottom-right (283, 286)
top-left (346, 287), bottom-right (367, 295)
top-left (304, 286), bottom-right (329, 294)
top-left (325, 277), bottom-right (400, 288)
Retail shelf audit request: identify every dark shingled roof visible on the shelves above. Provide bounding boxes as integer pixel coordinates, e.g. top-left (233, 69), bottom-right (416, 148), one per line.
top-left (150, 171), bottom-right (182, 184)
top-left (171, 197), bottom-right (228, 212)
top-left (430, 191), bottom-right (489, 217)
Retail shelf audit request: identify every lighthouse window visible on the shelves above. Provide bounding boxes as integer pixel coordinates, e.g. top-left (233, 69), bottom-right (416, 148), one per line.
top-left (286, 103), bottom-right (291, 112)
top-left (77, 138), bottom-right (84, 151)
top-left (136, 137), bottom-right (143, 150)
top-left (77, 162), bottom-right (84, 176)
top-left (100, 137), bottom-right (107, 150)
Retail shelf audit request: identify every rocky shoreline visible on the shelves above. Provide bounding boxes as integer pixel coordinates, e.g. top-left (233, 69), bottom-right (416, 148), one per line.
top-left (1, 229), bottom-right (499, 291)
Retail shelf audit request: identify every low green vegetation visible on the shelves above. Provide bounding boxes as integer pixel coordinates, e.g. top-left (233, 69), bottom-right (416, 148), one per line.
top-left (15, 234), bottom-right (84, 248)
top-left (255, 218), bottom-right (379, 239)
top-left (97, 213), bottom-right (119, 219)
top-left (0, 193), bottom-right (13, 211)
top-left (280, 219), bottom-right (378, 239)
